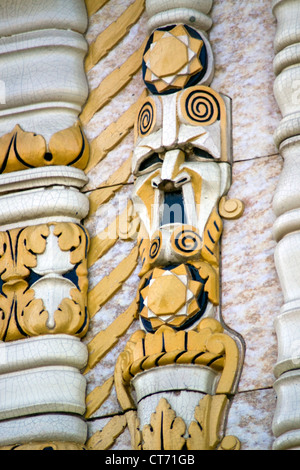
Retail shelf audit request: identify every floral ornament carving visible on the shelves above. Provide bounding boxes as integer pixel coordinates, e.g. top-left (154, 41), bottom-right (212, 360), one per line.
top-left (0, 121), bottom-right (89, 174)
top-left (138, 395), bottom-right (240, 451)
top-left (115, 318), bottom-right (241, 450)
top-left (0, 222), bottom-right (89, 341)
top-left (142, 398), bottom-right (186, 450)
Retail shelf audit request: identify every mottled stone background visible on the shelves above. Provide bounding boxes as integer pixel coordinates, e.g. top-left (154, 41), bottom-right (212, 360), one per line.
top-left (83, 0), bottom-right (282, 450)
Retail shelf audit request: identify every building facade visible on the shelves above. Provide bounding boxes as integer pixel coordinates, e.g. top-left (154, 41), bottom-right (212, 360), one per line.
top-left (0, 0), bottom-right (297, 451)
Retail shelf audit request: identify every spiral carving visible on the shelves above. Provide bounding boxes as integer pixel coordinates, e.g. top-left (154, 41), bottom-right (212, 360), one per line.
top-left (149, 231), bottom-right (162, 260)
top-left (136, 97), bottom-right (156, 137)
top-left (170, 225), bottom-right (201, 257)
top-left (180, 86), bottom-right (220, 126)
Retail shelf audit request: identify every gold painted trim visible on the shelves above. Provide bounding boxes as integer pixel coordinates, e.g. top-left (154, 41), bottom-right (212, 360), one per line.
top-left (85, 0), bottom-right (145, 72)
top-left (85, 90), bottom-right (147, 173)
top-left (80, 41), bottom-right (147, 125)
top-left (85, 298), bottom-right (139, 373)
top-left (87, 415), bottom-right (127, 450)
top-left (85, 376), bottom-right (114, 419)
top-left (85, 0), bottom-right (109, 17)
top-left (87, 245), bottom-right (139, 318)
top-left (88, 155), bottom-right (132, 216)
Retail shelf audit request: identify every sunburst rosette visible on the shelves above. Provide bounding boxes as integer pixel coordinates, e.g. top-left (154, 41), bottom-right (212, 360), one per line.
top-left (142, 24), bottom-right (212, 95)
top-left (138, 263), bottom-right (209, 332)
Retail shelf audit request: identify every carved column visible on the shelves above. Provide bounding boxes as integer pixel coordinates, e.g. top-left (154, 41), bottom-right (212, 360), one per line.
top-left (115, 0), bottom-right (244, 451)
top-left (0, 0), bottom-right (90, 449)
top-left (272, 0), bottom-right (300, 451)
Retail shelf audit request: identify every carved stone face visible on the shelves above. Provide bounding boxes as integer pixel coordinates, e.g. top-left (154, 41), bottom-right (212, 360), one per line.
top-left (132, 86), bottom-right (231, 268)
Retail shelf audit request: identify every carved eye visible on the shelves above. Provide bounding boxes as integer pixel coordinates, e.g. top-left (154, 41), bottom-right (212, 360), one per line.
top-left (191, 147), bottom-right (214, 161)
top-left (136, 153), bottom-right (162, 175)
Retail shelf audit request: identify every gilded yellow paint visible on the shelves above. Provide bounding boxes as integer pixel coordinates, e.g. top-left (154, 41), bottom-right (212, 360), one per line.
top-left (125, 410), bottom-right (142, 450)
top-left (136, 170), bottom-right (160, 224)
top-left (85, 0), bottom-right (145, 72)
top-left (219, 196), bottom-right (245, 220)
top-left (202, 209), bottom-right (223, 266)
top-left (119, 319), bottom-right (238, 392)
top-left (48, 122), bottom-right (90, 170)
top-left (219, 435), bottom-right (241, 450)
top-left (85, 90), bottom-right (147, 173)
top-left (147, 37), bottom-right (188, 77)
top-left (85, 0), bottom-right (109, 16)
top-left (0, 223), bottom-right (89, 340)
top-left (0, 123), bottom-right (89, 173)
top-left (115, 352), bottom-right (137, 411)
top-left (85, 376), bottom-right (114, 419)
top-left (190, 260), bottom-right (219, 305)
top-left (86, 298), bottom-right (138, 373)
top-left (187, 394), bottom-right (228, 450)
top-left (87, 246), bottom-right (139, 318)
top-left (0, 225), bottom-right (48, 282)
top-left (88, 155), bottom-right (132, 216)
top-left (147, 275), bottom-right (186, 315)
top-left (80, 40), bottom-right (147, 125)
top-left (212, 333), bottom-right (239, 394)
top-left (142, 398), bottom-right (186, 450)
top-left (87, 414), bottom-right (127, 450)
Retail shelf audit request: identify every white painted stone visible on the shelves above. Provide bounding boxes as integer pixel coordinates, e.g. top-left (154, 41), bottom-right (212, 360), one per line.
top-left (0, 185), bottom-right (89, 230)
top-left (137, 389), bottom-right (206, 436)
top-left (272, 0), bottom-right (300, 450)
top-left (0, 166), bottom-right (88, 195)
top-left (0, 414), bottom-right (87, 446)
top-left (0, 0), bottom-right (88, 37)
top-left (273, 371), bottom-right (300, 442)
top-left (274, 309), bottom-right (300, 378)
top-left (0, 335), bottom-right (88, 375)
top-left (0, 0), bottom-right (89, 141)
top-left (133, 365), bottom-right (218, 437)
top-left (0, 365), bottom-right (86, 420)
top-left (132, 364), bottom-right (219, 400)
top-left (34, 226), bottom-right (74, 276)
top-left (31, 275), bottom-right (77, 330)
top-left (274, 232), bottom-right (300, 306)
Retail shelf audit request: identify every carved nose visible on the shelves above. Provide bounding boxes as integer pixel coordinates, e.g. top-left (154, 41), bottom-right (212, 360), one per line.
top-left (158, 179), bottom-right (176, 192)
top-left (151, 173), bottom-right (190, 191)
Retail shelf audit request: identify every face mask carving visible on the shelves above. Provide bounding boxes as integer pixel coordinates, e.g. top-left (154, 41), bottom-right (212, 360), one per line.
top-left (132, 86), bottom-right (232, 295)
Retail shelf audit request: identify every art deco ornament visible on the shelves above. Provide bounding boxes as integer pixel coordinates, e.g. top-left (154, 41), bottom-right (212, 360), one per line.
top-left (115, 18), bottom-right (244, 451)
top-left (143, 24), bottom-right (210, 94)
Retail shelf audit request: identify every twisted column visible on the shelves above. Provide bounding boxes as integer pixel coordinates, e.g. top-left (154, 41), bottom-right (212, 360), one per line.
top-left (272, 0), bottom-right (300, 451)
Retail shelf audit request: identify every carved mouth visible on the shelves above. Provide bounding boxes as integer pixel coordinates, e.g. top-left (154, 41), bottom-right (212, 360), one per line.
top-left (161, 190), bottom-right (187, 226)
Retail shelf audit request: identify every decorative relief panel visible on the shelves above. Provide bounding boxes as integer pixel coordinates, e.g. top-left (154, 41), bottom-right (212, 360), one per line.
top-left (0, 122), bottom-right (89, 174)
top-left (109, 0), bottom-right (245, 451)
top-left (0, 223), bottom-right (89, 341)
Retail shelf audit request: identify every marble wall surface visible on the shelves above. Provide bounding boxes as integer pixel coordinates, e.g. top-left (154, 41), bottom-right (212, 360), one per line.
top-left (82, 0), bottom-right (282, 450)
